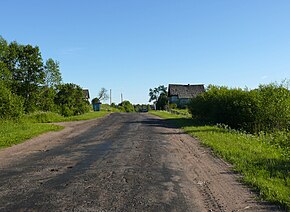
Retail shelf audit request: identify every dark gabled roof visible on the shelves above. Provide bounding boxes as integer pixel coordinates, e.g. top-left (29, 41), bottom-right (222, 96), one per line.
top-left (83, 89), bottom-right (90, 99)
top-left (168, 84), bottom-right (205, 99)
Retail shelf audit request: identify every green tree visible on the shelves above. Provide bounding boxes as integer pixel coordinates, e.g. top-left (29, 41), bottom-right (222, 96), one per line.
top-left (4, 42), bottom-right (45, 112)
top-left (44, 58), bottom-right (62, 88)
top-left (149, 85), bottom-right (167, 110)
top-left (156, 93), bottom-right (168, 110)
top-left (0, 81), bottom-right (24, 119)
top-left (39, 86), bottom-right (57, 112)
top-left (54, 83), bottom-right (89, 116)
top-left (0, 36), bottom-right (12, 87)
top-left (0, 36), bottom-right (24, 119)
top-left (0, 36), bottom-right (8, 57)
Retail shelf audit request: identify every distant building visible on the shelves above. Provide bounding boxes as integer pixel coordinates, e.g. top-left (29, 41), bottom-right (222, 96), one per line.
top-left (168, 84), bottom-right (205, 107)
top-left (83, 89), bottom-right (90, 101)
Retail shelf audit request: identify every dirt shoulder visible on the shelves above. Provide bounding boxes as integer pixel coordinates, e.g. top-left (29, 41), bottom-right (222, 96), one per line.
top-left (0, 113), bottom-right (281, 211)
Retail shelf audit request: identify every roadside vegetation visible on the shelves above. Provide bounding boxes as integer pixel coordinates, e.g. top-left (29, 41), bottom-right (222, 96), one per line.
top-left (0, 35), bottom-right (112, 148)
top-left (0, 33), bottom-right (137, 148)
top-left (0, 35), bottom-right (91, 119)
top-left (0, 110), bottom-right (112, 148)
top-left (149, 81), bottom-right (290, 210)
top-left (188, 81), bottom-right (290, 134)
top-left (149, 85), bottom-right (168, 110)
top-left (0, 120), bottom-right (63, 148)
top-left (150, 110), bottom-right (290, 209)
top-left (107, 101), bottom-right (150, 113)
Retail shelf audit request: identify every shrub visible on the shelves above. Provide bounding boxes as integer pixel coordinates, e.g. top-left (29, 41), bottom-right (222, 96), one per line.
top-left (169, 103), bottom-right (177, 109)
top-left (254, 82), bottom-right (290, 132)
top-left (91, 97), bottom-right (100, 104)
top-left (188, 81), bottom-right (290, 133)
top-left (119, 101), bottom-right (135, 112)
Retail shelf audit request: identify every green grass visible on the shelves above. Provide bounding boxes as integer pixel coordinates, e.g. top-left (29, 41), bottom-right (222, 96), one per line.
top-left (0, 120), bottom-right (63, 148)
top-left (23, 110), bottom-right (111, 123)
top-left (0, 110), bottom-right (112, 148)
top-left (169, 108), bottom-right (191, 117)
top-left (149, 110), bottom-right (290, 210)
top-left (63, 111), bottom-right (111, 121)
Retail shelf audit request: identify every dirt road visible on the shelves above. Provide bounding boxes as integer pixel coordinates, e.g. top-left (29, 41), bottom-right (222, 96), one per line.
top-left (0, 113), bottom-right (281, 211)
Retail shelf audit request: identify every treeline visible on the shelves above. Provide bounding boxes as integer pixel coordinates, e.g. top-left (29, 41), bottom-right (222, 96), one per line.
top-left (189, 81), bottom-right (290, 133)
top-left (109, 101), bottom-right (150, 113)
top-left (0, 36), bottom-right (89, 119)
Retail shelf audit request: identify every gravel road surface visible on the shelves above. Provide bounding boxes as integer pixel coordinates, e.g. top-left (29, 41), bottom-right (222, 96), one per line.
top-left (0, 113), bottom-right (281, 211)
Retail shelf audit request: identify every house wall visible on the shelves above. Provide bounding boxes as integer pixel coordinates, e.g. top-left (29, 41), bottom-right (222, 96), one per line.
top-left (179, 98), bottom-right (190, 105)
top-left (169, 96), bottom-right (190, 107)
top-left (169, 96), bottom-right (178, 104)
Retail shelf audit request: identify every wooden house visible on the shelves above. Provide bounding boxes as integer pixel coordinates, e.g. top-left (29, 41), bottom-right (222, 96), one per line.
top-left (168, 84), bottom-right (205, 107)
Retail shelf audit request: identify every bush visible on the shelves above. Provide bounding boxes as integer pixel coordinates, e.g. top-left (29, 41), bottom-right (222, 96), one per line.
top-left (91, 97), bottom-right (100, 104)
top-left (119, 101), bottom-right (135, 112)
top-left (188, 81), bottom-right (290, 133)
top-left (169, 103), bottom-right (177, 109)
top-left (254, 82), bottom-right (290, 132)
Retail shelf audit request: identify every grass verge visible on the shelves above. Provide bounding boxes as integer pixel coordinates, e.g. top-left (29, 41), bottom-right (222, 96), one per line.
top-left (149, 110), bottom-right (290, 210)
top-left (0, 120), bottom-right (63, 148)
top-left (0, 111), bottom-right (111, 148)
top-left (24, 111), bottom-right (111, 123)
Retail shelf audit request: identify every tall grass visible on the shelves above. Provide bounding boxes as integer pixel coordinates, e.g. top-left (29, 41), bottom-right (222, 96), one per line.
top-left (150, 111), bottom-right (290, 209)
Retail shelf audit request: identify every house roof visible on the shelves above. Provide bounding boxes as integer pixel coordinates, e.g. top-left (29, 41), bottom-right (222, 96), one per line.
top-left (83, 89), bottom-right (90, 99)
top-left (168, 84), bottom-right (205, 99)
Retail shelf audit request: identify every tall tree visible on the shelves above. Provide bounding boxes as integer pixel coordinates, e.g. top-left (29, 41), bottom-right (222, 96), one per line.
top-left (0, 36), bottom-right (13, 87)
top-left (44, 58), bottom-right (62, 88)
top-left (55, 83), bottom-right (89, 116)
top-left (0, 36), bottom-right (24, 119)
top-left (3, 42), bottom-right (45, 112)
top-left (14, 44), bottom-right (45, 112)
top-left (149, 85), bottom-right (167, 110)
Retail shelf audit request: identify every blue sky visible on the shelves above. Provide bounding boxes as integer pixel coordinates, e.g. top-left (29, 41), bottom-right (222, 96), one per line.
top-left (1, 0), bottom-right (290, 104)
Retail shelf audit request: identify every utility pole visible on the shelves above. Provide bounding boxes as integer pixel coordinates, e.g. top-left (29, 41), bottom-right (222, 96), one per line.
top-left (110, 89), bottom-right (112, 105)
top-left (121, 93), bottom-right (123, 103)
